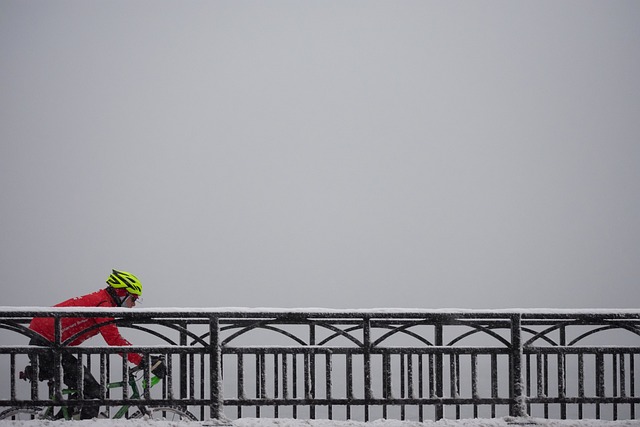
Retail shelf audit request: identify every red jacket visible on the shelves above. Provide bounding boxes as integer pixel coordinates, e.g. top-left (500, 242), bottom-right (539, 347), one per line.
top-left (29, 288), bottom-right (143, 365)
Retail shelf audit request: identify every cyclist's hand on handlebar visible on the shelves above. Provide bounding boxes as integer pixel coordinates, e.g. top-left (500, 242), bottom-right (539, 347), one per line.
top-left (149, 356), bottom-right (167, 379)
top-left (137, 355), bottom-right (167, 379)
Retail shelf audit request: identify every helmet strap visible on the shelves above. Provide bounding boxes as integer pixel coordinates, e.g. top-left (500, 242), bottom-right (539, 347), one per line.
top-left (106, 287), bottom-right (124, 307)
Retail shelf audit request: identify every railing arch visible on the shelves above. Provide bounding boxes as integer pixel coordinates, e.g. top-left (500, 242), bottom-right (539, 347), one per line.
top-left (444, 324), bottom-right (512, 347)
top-left (222, 321), bottom-right (309, 347)
top-left (311, 323), bottom-right (364, 347)
top-left (1, 308), bottom-right (639, 422)
top-left (567, 322), bottom-right (640, 346)
top-left (372, 322), bottom-right (435, 347)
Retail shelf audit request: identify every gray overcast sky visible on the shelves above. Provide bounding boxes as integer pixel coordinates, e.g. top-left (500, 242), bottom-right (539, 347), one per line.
top-left (1, 1), bottom-right (639, 309)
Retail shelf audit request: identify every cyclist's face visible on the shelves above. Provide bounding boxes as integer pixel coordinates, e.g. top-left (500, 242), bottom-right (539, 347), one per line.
top-left (122, 294), bottom-right (138, 308)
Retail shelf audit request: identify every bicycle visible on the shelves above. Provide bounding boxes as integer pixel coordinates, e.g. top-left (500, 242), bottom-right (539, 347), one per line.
top-left (0, 364), bottom-right (197, 421)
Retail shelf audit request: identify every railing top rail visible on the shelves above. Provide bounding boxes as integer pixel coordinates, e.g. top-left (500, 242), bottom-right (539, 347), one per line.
top-left (1, 306), bottom-right (640, 319)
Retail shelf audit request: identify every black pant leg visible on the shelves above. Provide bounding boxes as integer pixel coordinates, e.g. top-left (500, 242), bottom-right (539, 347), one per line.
top-left (29, 338), bottom-right (101, 419)
top-left (28, 337), bottom-right (55, 381)
top-left (61, 353), bottom-right (101, 419)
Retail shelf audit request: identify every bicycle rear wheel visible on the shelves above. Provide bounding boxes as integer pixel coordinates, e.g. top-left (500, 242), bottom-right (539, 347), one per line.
top-left (130, 406), bottom-right (197, 421)
top-left (0, 407), bottom-right (48, 420)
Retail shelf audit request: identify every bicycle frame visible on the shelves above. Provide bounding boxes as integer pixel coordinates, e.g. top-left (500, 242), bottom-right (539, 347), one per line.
top-left (43, 370), bottom-right (161, 420)
top-left (107, 371), bottom-right (161, 419)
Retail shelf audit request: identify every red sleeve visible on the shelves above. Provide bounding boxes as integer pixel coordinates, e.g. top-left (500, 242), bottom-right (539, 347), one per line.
top-left (57, 290), bottom-right (144, 365)
top-left (95, 318), bottom-right (143, 365)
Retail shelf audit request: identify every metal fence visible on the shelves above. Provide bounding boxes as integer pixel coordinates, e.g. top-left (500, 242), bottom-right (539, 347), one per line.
top-left (1, 308), bottom-right (639, 421)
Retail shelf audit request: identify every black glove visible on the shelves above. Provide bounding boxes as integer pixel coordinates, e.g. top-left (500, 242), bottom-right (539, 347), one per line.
top-left (149, 355), bottom-right (167, 379)
top-left (138, 355), bottom-right (167, 379)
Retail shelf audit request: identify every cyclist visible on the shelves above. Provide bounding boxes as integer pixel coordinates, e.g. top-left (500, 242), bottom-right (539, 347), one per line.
top-left (27, 269), bottom-right (165, 419)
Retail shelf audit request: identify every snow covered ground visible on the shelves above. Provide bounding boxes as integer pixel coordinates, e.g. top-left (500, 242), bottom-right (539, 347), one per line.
top-left (2, 417), bottom-right (640, 427)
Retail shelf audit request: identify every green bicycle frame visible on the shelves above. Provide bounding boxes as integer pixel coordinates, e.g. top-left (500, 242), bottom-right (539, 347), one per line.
top-left (108, 374), bottom-right (161, 419)
top-left (44, 372), bottom-right (161, 420)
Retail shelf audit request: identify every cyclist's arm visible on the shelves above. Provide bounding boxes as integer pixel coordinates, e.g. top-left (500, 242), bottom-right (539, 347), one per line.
top-left (96, 317), bottom-right (143, 365)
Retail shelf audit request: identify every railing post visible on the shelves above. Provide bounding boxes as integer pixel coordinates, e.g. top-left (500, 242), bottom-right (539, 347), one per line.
top-left (309, 323), bottom-right (316, 419)
top-left (179, 320), bottom-right (188, 401)
top-left (510, 313), bottom-right (527, 417)
top-left (435, 322), bottom-right (443, 420)
top-left (559, 324), bottom-right (567, 419)
top-left (210, 315), bottom-right (223, 420)
top-left (363, 315), bottom-right (371, 422)
top-left (54, 315), bottom-right (63, 402)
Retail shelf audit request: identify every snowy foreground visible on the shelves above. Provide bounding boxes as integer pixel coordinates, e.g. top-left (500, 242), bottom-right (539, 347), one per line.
top-left (2, 418), bottom-right (640, 427)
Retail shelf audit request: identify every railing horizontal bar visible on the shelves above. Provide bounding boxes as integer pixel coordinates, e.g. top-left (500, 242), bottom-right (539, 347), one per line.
top-left (223, 398), bottom-right (515, 406)
top-left (0, 398), bottom-right (214, 407)
top-left (524, 347), bottom-right (640, 354)
top-left (222, 347), bottom-right (512, 354)
top-left (371, 347), bottom-right (511, 354)
top-left (0, 346), bottom-right (207, 354)
top-left (16, 345), bottom-right (636, 356)
top-left (528, 397), bottom-right (640, 404)
top-left (522, 319), bottom-right (640, 325)
top-left (3, 307), bottom-right (639, 319)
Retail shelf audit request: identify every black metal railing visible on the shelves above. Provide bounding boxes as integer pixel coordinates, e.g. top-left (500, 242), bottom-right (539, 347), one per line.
top-left (1, 308), bottom-right (639, 421)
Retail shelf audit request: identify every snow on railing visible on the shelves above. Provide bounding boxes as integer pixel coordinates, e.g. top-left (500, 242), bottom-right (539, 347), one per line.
top-left (1, 308), bottom-right (640, 422)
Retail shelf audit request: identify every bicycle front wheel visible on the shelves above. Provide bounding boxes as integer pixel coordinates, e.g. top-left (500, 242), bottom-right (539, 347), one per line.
top-left (131, 406), bottom-right (197, 421)
top-left (0, 407), bottom-right (47, 420)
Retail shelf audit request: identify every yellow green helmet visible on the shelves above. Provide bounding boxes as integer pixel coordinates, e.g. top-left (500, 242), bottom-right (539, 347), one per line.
top-left (106, 269), bottom-right (142, 296)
